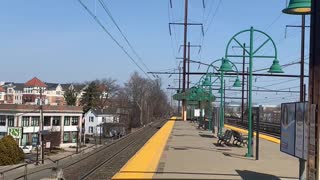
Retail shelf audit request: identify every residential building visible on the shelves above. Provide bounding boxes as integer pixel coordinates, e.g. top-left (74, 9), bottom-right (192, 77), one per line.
top-left (23, 77), bottom-right (48, 105)
top-left (84, 108), bottom-right (120, 136)
top-left (0, 86), bottom-right (5, 104)
top-left (45, 83), bottom-right (66, 106)
top-left (0, 104), bottom-right (83, 148)
top-left (2, 82), bottom-right (24, 104)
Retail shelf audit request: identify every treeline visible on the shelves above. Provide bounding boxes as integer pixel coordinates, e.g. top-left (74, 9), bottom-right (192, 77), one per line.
top-left (64, 72), bottom-right (171, 128)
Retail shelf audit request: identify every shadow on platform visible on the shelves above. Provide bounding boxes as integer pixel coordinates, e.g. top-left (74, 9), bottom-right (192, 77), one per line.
top-left (236, 170), bottom-right (298, 180)
top-left (170, 146), bottom-right (232, 153)
top-left (199, 134), bottom-right (216, 138)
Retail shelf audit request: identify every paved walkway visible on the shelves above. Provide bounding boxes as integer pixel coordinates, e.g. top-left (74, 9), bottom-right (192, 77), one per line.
top-left (153, 121), bottom-right (299, 180)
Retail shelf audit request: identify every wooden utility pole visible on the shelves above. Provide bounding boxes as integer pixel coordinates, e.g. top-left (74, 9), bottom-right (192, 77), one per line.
top-left (307, 1), bottom-right (320, 179)
top-left (182, 0), bottom-right (188, 121)
top-left (187, 42), bottom-right (191, 89)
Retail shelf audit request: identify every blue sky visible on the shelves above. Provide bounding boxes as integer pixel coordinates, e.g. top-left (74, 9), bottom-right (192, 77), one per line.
top-left (0, 0), bottom-right (309, 105)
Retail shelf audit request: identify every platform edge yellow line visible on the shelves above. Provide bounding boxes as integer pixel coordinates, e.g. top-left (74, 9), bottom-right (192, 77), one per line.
top-left (112, 117), bottom-right (176, 180)
top-left (224, 124), bottom-right (280, 144)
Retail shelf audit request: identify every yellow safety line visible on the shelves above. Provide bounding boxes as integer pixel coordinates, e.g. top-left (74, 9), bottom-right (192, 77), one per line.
top-left (112, 117), bottom-right (176, 180)
top-left (224, 124), bottom-right (280, 144)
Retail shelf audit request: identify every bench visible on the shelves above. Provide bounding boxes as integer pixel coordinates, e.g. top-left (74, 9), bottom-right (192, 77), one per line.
top-left (217, 130), bottom-right (233, 145)
top-left (232, 130), bottom-right (248, 146)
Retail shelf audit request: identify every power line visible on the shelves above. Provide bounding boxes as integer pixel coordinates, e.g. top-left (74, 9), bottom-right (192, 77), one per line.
top-left (98, 0), bottom-right (152, 73)
top-left (78, 0), bottom-right (151, 79)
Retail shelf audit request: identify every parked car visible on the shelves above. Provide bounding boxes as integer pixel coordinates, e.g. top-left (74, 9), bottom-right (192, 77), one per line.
top-left (20, 146), bottom-right (32, 154)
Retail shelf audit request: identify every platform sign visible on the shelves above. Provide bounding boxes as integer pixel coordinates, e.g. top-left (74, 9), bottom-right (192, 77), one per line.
top-left (295, 102), bottom-right (304, 159)
top-left (280, 103), bottom-right (296, 156)
top-left (194, 109), bottom-right (200, 117)
top-left (8, 127), bottom-right (22, 139)
top-left (280, 102), bottom-right (308, 160)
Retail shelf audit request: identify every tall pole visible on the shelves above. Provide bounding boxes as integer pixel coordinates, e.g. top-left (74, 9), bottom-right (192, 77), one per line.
top-left (223, 79), bottom-right (226, 124)
top-left (307, 0), bottom-right (320, 179)
top-left (241, 43), bottom-right (246, 124)
top-left (187, 42), bottom-right (191, 89)
top-left (219, 72), bottom-right (224, 135)
top-left (178, 66), bottom-right (181, 114)
top-left (247, 27), bottom-right (254, 157)
top-left (247, 67), bottom-right (249, 116)
top-left (182, 0), bottom-right (188, 121)
top-left (40, 89), bottom-right (44, 164)
top-left (299, 14), bottom-right (306, 180)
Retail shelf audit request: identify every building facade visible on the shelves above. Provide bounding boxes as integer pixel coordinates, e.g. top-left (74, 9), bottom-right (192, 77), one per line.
top-left (0, 104), bottom-right (83, 148)
top-left (84, 109), bottom-right (119, 136)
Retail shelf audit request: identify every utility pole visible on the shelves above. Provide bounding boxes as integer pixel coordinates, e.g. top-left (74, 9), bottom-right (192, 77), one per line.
top-left (241, 43), bottom-right (246, 124)
top-left (307, 0), bottom-right (320, 179)
top-left (178, 66), bottom-right (181, 114)
top-left (40, 88), bottom-right (44, 164)
top-left (182, 0), bottom-right (188, 121)
top-left (187, 42), bottom-right (191, 89)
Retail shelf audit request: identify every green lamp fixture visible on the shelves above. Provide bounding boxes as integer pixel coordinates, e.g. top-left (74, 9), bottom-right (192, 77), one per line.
top-left (219, 58), bottom-right (233, 72)
top-left (233, 77), bottom-right (242, 88)
top-left (282, 0), bottom-right (311, 15)
top-left (202, 77), bottom-right (212, 87)
top-left (268, 58), bottom-right (284, 73)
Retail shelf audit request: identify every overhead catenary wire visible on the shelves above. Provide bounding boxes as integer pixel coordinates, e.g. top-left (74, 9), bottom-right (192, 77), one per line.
top-left (98, 0), bottom-right (152, 73)
top-left (78, 0), bottom-right (151, 79)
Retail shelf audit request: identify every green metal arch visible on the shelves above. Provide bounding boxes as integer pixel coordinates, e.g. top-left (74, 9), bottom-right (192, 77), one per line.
top-left (224, 27), bottom-right (278, 59)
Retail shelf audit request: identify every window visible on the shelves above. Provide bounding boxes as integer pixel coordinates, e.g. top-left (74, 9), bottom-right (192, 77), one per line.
top-left (44, 116), bottom-right (51, 126)
top-left (7, 116), bottom-right (14, 127)
top-left (0, 116), bottom-right (5, 126)
top-left (31, 116), bottom-right (39, 126)
top-left (52, 116), bottom-right (61, 126)
top-left (63, 132), bottom-right (70, 143)
top-left (89, 116), bottom-right (94, 122)
top-left (71, 116), bottom-right (79, 126)
top-left (89, 126), bottom-right (94, 133)
top-left (22, 116), bottom-right (29, 127)
top-left (64, 116), bottom-right (70, 126)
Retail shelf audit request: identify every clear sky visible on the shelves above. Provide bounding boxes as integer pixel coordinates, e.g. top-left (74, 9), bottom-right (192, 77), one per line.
top-left (0, 0), bottom-right (310, 105)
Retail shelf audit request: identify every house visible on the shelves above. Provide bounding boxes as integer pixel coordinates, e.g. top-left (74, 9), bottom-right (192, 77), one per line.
top-left (2, 82), bottom-right (24, 104)
top-left (45, 83), bottom-right (66, 106)
top-left (84, 108), bottom-right (120, 136)
top-left (0, 104), bottom-right (83, 148)
top-left (0, 86), bottom-right (5, 104)
top-left (23, 77), bottom-right (48, 105)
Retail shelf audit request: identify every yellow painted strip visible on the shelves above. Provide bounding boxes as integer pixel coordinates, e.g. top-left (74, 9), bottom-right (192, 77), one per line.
top-left (112, 117), bottom-right (176, 180)
top-left (224, 124), bottom-right (280, 144)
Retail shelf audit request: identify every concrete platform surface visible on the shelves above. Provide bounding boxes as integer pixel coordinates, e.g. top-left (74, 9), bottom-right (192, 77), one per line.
top-left (153, 121), bottom-right (299, 180)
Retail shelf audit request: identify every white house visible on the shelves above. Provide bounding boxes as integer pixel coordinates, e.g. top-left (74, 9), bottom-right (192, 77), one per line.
top-left (84, 109), bottom-right (119, 136)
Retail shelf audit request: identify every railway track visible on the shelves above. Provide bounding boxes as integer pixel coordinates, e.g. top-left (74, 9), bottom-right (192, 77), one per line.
top-left (225, 118), bottom-right (280, 138)
top-left (62, 120), bottom-right (166, 180)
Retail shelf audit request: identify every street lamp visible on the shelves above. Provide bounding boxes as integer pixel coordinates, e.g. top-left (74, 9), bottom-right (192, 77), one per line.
top-left (282, 1), bottom-right (310, 179)
top-left (282, 0), bottom-right (311, 14)
top-left (225, 27), bottom-right (284, 157)
top-left (205, 58), bottom-right (241, 135)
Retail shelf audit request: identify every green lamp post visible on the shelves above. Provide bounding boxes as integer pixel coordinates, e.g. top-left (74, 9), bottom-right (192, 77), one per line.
top-left (206, 58), bottom-right (241, 135)
top-left (225, 27), bottom-right (284, 157)
top-left (283, 1), bottom-right (310, 179)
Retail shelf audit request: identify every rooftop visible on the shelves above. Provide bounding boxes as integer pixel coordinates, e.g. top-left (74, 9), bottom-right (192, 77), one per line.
top-left (24, 77), bottom-right (47, 88)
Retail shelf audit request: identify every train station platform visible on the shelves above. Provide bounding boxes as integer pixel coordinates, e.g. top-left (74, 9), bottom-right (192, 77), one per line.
top-left (113, 119), bottom-right (299, 180)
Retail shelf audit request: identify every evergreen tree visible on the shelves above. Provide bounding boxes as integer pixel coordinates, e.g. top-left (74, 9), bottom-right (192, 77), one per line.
top-left (63, 89), bottom-right (77, 106)
top-left (80, 82), bottom-right (100, 113)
